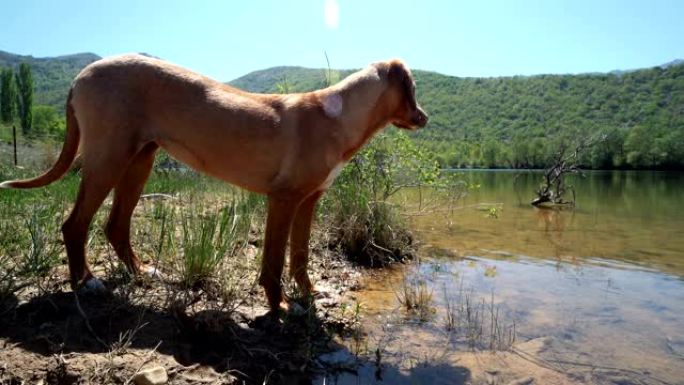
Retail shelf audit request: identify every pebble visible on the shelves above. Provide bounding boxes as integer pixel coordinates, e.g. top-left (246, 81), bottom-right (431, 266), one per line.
top-left (515, 336), bottom-right (551, 355)
top-left (288, 302), bottom-right (306, 316)
top-left (133, 366), bottom-right (168, 385)
top-left (506, 376), bottom-right (534, 385)
top-left (80, 277), bottom-right (106, 293)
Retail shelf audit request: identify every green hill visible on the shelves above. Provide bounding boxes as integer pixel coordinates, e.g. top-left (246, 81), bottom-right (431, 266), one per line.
top-left (0, 50), bottom-right (101, 110)
top-left (231, 64), bottom-right (684, 169)
top-left (1, 49), bottom-right (682, 169)
top-left (230, 66), bottom-right (356, 94)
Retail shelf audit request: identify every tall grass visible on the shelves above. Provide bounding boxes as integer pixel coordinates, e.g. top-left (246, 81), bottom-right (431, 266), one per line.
top-left (0, 152), bottom-right (266, 298)
top-left (21, 204), bottom-right (64, 278)
top-left (397, 277), bottom-right (435, 322)
top-left (0, 202), bottom-right (66, 297)
top-left (442, 284), bottom-right (517, 351)
top-left (321, 131), bottom-right (447, 266)
top-left (178, 195), bottom-right (256, 288)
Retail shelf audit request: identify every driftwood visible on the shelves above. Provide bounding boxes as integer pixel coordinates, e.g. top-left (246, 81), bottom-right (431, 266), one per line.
top-left (531, 136), bottom-right (604, 207)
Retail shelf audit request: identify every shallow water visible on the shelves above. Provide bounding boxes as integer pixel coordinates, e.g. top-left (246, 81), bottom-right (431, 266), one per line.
top-left (323, 171), bottom-right (684, 385)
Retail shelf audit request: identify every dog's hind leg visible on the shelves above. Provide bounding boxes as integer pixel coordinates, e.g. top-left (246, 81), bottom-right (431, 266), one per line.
top-left (62, 141), bottom-right (138, 290)
top-left (105, 142), bottom-right (159, 275)
top-left (289, 190), bottom-right (323, 295)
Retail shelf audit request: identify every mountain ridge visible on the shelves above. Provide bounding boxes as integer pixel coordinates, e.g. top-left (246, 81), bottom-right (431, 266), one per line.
top-left (229, 61), bottom-right (684, 168)
top-left (1, 50), bottom-right (683, 168)
top-left (0, 50), bottom-right (101, 108)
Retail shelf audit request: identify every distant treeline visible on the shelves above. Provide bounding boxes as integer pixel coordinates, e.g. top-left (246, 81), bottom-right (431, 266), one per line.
top-left (412, 64), bottom-right (684, 170)
top-left (232, 62), bottom-right (684, 170)
top-left (2, 49), bottom-right (683, 169)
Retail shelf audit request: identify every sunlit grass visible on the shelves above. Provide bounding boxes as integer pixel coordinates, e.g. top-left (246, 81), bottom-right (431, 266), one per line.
top-left (442, 283), bottom-right (516, 351)
top-left (177, 194), bottom-right (257, 288)
top-left (397, 277), bottom-right (435, 321)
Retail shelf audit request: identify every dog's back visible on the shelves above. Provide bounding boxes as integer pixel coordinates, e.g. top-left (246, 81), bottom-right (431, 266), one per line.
top-left (69, 54), bottom-right (298, 193)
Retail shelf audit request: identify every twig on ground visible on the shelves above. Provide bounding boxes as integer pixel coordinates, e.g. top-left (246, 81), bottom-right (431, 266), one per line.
top-left (73, 292), bottom-right (108, 349)
top-left (140, 193), bottom-right (177, 200)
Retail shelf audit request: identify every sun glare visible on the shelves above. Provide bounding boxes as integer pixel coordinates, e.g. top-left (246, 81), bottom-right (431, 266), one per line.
top-left (324, 0), bottom-right (339, 29)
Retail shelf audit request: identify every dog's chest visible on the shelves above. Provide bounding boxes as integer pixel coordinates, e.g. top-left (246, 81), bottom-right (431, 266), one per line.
top-left (320, 162), bottom-right (345, 189)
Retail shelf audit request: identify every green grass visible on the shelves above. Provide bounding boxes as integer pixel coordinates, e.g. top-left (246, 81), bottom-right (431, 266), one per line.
top-left (0, 135), bottom-right (450, 301)
top-left (0, 161), bottom-right (76, 297)
top-left (0, 153), bottom-right (267, 298)
top-left (178, 194), bottom-right (256, 288)
top-left (442, 284), bottom-right (517, 351)
top-left (397, 277), bottom-right (435, 322)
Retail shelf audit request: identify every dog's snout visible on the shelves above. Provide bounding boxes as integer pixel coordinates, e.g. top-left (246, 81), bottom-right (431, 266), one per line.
top-left (413, 107), bottom-right (428, 128)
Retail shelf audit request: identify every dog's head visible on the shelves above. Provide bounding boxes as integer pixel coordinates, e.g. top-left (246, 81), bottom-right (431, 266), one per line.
top-left (375, 59), bottom-right (428, 130)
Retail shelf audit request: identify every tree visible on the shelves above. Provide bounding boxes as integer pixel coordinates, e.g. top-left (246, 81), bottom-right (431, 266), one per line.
top-left (481, 138), bottom-right (499, 168)
top-left (1, 68), bottom-right (16, 123)
top-left (16, 63), bottom-right (33, 136)
top-left (1, 67), bottom-right (18, 165)
top-left (32, 105), bottom-right (65, 138)
top-left (624, 124), bottom-right (657, 168)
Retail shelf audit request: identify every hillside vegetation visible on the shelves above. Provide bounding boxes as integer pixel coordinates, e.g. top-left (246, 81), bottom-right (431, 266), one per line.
top-left (2, 50), bottom-right (682, 169)
top-left (231, 63), bottom-right (684, 169)
top-left (0, 50), bottom-right (100, 110)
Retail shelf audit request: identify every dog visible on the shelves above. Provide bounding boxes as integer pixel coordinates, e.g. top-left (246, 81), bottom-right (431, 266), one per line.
top-left (0, 54), bottom-right (428, 312)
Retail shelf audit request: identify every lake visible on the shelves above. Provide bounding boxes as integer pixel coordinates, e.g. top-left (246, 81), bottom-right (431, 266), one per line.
top-left (321, 170), bottom-right (684, 385)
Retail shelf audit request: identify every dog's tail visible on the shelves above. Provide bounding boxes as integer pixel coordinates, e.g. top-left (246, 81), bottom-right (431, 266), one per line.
top-left (0, 89), bottom-right (80, 189)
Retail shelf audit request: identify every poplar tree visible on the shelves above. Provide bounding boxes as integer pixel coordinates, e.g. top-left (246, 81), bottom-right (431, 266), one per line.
top-left (0, 68), bottom-right (16, 124)
top-left (16, 63), bottom-right (33, 136)
top-left (1, 68), bottom-right (18, 165)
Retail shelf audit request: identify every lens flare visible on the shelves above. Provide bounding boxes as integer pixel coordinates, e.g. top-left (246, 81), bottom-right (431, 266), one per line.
top-left (324, 0), bottom-right (339, 29)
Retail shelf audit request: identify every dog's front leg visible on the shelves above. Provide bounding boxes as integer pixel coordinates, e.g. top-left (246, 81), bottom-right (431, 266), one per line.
top-left (259, 196), bottom-right (298, 312)
top-left (289, 190), bottom-right (323, 295)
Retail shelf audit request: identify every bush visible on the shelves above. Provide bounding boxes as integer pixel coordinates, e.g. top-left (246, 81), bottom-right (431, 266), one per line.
top-left (31, 105), bottom-right (65, 139)
top-left (321, 130), bottom-right (445, 266)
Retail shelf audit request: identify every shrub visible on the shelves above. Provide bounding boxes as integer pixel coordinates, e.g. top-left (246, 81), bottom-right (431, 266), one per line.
top-left (321, 130), bottom-right (447, 266)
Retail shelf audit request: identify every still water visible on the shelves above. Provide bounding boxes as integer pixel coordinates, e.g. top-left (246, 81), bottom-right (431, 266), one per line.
top-left (324, 171), bottom-right (684, 385)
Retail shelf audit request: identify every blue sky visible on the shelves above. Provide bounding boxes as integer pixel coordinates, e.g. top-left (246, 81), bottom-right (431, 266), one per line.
top-left (1, 0), bottom-right (683, 81)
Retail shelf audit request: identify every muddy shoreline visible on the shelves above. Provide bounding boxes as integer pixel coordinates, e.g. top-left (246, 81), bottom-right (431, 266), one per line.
top-left (0, 233), bottom-right (366, 385)
top-left (0, 242), bottom-right (583, 385)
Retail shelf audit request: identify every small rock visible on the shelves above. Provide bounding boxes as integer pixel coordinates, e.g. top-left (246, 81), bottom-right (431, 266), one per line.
top-left (133, 366), bottom-right (168, 385)
top-left (180, 365), bottom-right (231, 384)
top-left (485, 368), bottom-right (501, 375)
top-left (515, 337), bottom-right (551, 355)
top-left (288, 302), bottom-right (306, 316)
top-left (506, 376), bottom-right (534, 385)
top-left (80, 277), bottom-right (106, 293)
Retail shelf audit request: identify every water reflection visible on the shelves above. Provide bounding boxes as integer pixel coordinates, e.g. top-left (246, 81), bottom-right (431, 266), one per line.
top-left (335, 171), bottom-right (684, 385)
top-left (411, 170), bottom-right (684, 276)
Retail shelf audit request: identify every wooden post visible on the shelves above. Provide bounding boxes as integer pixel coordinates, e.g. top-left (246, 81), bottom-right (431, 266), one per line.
top-left (12, 124), bottom-right (17, 166)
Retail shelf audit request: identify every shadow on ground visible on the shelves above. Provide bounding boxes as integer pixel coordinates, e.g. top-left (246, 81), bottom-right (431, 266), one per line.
top-left (0, 287), bottom-right (470, 385)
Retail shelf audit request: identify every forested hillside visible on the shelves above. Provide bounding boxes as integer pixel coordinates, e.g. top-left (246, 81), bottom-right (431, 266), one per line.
top-left (0, 50), bottom-right (100, 109)
top-left (231, 63), bottom-right (684, 169)
top-left (230, 66), bottom-right (355, 94)
top-left (2, 49), bottom-right (682, 169)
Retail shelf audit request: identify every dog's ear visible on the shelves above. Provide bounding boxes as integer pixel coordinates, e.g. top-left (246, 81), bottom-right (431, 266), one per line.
top-left (387, 60), bottom-right (417, 109)
top-left (387, 60), bottom-right (405, 82)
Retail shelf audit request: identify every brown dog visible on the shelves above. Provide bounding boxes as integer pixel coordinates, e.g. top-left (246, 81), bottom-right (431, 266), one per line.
top-left (0, 54), bottom-right (428, 311)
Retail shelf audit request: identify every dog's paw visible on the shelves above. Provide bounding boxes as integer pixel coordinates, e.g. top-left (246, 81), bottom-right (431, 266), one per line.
top-left (251, 309), bottom-right (284, 329)
top-left (79, 277), bottom-right (107, 294)
top-left (141, 264), bottom-right (164, 280)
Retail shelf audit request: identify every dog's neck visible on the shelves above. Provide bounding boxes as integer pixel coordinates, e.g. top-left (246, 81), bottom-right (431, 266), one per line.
top-left (320, 66), bottom-right (395, 161)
